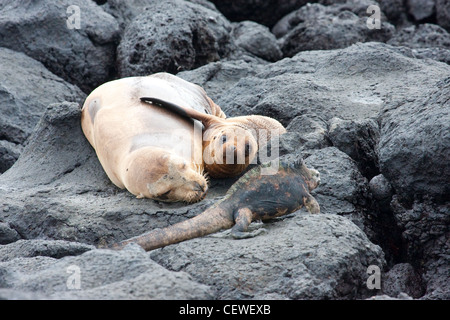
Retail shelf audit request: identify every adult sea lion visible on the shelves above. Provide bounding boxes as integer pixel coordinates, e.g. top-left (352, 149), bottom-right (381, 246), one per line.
top-left (81, 72), bottom-right (224, 203)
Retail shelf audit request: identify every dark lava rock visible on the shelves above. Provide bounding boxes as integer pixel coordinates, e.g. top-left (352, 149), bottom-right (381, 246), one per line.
top-left (382, 263), bottom-right (425, 298)
top-left (0, 47), bottom-right (85, 173)
top-left (210, 0), bottom-right (309, 28)
top-left (436, 0), bottom-right (450, 32)
top-left (117, 0), bottom-right (235, 77)
top-left (387, 23), bottom-right (450, 64)
top-left (273, 3), bottom-right (394, 57)
top-left (328, 117), bottom-right (380, 179)
top-left (378, 77), bottom-right (450, 205)
top-left (0, 0), bottom-right (120, 93)
top-left (231, 21), bottom-right (282, 62)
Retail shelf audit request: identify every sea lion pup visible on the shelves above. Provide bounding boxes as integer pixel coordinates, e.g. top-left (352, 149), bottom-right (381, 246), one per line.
top-left (81, 73), bottom-right (226, 203)
top-left (108, 158), bottom-right (320, 251)
top-left (140, 97), bottom-right (287, 178)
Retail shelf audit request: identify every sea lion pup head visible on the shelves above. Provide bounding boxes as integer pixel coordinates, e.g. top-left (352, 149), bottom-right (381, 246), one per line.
top-left (201, 115), bottom-right (288, 178)
top-left (202, 122), bottom-right (258, 178)
top-left (123, 149), bottom-right (208, 203)
top-left (139, 97), bottom-right (286, 178)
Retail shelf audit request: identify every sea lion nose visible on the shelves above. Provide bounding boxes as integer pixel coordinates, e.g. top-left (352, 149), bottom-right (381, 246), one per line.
top-left (192, 182), bottom-right (205, 192)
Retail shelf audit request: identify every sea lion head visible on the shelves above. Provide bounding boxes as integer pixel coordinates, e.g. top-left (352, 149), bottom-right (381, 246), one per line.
top-left (123, 150), bottom-right (208, 203)
top-left (202, 123), bottom-right (258, 178)
top-left (154, 154), bottom-right (208, 203)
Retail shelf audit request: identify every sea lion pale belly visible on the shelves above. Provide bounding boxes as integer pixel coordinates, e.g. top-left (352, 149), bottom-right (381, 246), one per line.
top-left (81, 73), bottom-right (224, 203)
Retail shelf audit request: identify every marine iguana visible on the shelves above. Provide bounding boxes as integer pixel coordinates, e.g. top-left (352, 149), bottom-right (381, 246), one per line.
top-left (109, 158), bottom-right (320, 251)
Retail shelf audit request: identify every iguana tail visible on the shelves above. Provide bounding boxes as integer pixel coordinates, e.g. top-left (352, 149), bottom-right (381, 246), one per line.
top-left (109, 204), bottom-right (234, 251)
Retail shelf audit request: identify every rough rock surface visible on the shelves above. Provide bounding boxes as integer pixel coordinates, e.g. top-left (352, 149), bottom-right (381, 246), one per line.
top-left (378, 77), bottom-right (450, 205)
top-left (102, 0), bottom-right (220, 34)
top-left (0, 243), bottom-right (212, 299)
top-left (232, 21), bottom-right (282, 62)
top-left (0, 48), bottom-right (85, 173)
top-left (328, 117), bottom-right (380, 179)
top-left (151, 214), bottom-right (385, 299)
top-left (406, 0), bottom-right (435, 22)
top-left (381, 263), bottom-right (424, 298)
top-left (117, 0), bottom-right (235, 77)
top-left (436, 0), bottom-right (450, 32)
top-left (273, 3), bottom-right (395, 57)
top-left (0, 0), bottom-right (120, 93)
top-left (387, 24), bottom-right (450, 64)
top-left (209, 0), bottom-right (309, 28)
top-left (1, 0), bottom-right (449, 301)
top-left (218, 42), bottom-right (449, 127)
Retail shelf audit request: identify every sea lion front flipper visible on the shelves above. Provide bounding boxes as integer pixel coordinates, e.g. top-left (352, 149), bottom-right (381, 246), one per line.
top-left (140, 97), bottom-right (225, 130)
top-left (140, 97), bottom-right (190, 119)
top-left (303, 193), bottom-right (320, 214)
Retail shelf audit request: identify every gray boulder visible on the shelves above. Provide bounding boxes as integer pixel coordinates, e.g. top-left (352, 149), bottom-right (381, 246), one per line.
top-left (210, 0), bottom-right (309, 28)
top-left (406, 0), bottom-right (435, 21)
top-left (102, 0), bottom-right (219, 34)
top-left (377, 0), bottom-right (409, 26)
top-left (279, 114), bottom-right (331, 155)
top-left (117, 0), bottom-right (235, 77)
top-left (0, 222), bottom-right (21, 245)
top-left (0, 141), bottom-right (23, 174)
top-left (0, 240), bottom-right (93, 262)
top-left (328, 117), bottom-right (380, 178)
top-left (274, 0), bottom-right (387, 38)
top-left (436, 0), bottom-right (450, 32)
top-left (390, 198), bottom-right (449, 300)
top-left (369, 174), bottom-right (394, 204)
top-left (218, 42), bottom-right (449, 127)
top-left (178, 59), bottom-right (266, 102)
top-left (304, 148), bottom-right (373, 238)
top-left (231, 21), bottom-right (282, 62)
top-left (387, 24), bottom-right (450, 64)
top-left (274, 3), bottom-right (394, 57)
top-left (382, 263), bottom-right (424, 298)
top-left (0, 47), bottom-right (85, 173)
top-left (0, 0), bottom-right (120, 93)
top-left (151, 214), bottom-right (385, 299)
top-left (0, 243), bottom-right (212, 299)
top-left (378, 77), bottom-right (450, 205)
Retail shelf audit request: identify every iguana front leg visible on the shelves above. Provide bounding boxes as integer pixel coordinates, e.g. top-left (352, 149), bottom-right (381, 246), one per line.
top-left (303, 193), bottom-right (320, 214)
top-left (231, 207), bottom-right (266, 239)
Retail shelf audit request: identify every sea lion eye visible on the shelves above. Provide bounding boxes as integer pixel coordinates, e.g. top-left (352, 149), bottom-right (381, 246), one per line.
top-left (158, 189), bottom-right (172, 200)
